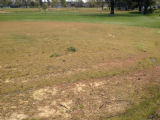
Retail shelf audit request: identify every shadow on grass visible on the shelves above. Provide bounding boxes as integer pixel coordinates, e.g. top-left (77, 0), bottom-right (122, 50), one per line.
top-left (79, 11), bottom-right (144, 17)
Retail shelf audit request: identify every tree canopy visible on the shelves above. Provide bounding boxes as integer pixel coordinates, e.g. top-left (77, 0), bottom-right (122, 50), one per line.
top-left (42, 3), bottom-right (47, 13)
top-left (60, 0), bottom-right (67, 7)
top-left (87, 0), bottom-right (157, 14)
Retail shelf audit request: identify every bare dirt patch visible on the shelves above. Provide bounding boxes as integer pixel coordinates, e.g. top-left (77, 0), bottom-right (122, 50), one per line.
top-left (0, 11), bottom-right (11, 13)
top-left (1, 66), bottom-right (160, 119)
top-left (4, 113), bottom-right (28, 120)
top-left (108, 33), bottom-right (115, 38)
top-left (73, 83), bottom-right (86, 93)
top-left (33, 87), bottom-right (58, 101)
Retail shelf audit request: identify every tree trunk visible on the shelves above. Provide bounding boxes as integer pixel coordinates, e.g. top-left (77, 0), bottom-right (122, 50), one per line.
top-left (110, 0), bottom-right (114, 14)
top-left (102, 4), bottom-right (103, 10)
top-left (144, 5), bottom-right (147, 14)
top-left (144, 0), bottom-right (149, 14)
top-left (139, 5), bottom-right (141, 12)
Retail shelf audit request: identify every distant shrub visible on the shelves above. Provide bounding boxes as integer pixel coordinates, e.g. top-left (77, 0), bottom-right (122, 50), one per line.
top-left (155, 41), bottom-right (160, 46)
top-left (50, 53), bottom-right (60, 58)
top-left (10, 5), bottom-right (19, 8)
top-left (154, 10), bottom-right (160, 13)
top-left (42, 4), bottom-right (47, 13)
top-left (67, 47), bottom-right (77, 52)
top-left (149, 8), bottom-right (155, 12)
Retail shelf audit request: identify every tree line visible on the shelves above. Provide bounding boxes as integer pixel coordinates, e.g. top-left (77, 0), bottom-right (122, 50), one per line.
top-left (88, 0), bottom-right (158, 14)
top-left (0, 0), bottom-right (158, 14)
top-left (0, 0), bottom-right (67, 8)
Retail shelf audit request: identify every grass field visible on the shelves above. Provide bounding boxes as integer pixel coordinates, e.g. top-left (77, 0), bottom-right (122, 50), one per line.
top-left (0, 8), bottom-right (160, 120)
top-left (1, 8), bottom-right (160, 28)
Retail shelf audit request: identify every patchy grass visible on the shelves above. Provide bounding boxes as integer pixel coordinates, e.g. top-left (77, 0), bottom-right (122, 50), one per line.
top-left (108, 86), bottom-right (160, 120)
top-left (1, 22), bottom-right (160, 84)
top-left (67, 46), bottom-right (77, 52)
top-left (50, 53), bottom-right (61, 58)
top-left (1, 22), bottom-right (160, 119)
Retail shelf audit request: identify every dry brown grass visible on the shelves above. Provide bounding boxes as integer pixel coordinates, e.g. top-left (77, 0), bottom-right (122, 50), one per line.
top-left (0, 22), bottom-right (160, 119)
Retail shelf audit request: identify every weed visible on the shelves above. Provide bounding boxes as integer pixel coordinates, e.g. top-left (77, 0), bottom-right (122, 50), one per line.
top-left (46, 65), bottom-right (54, 70)
top-left (50, 53), bottom-right (61, 58)
top-left (67, 47), bottom-right (77, 52)
top-left (149, 57), bottom-right (160, 65)
top-left (4, 66), bottom-right (12, 69)
top-left (155, 41), bottom-right (160, 46)
top-left (134, 44), bottom-right (147, 52)
top-left (78, 104), bottom-right (83, 109)
top-left (50, 54), bottom-right (54, 58)
top-left (148, 85), bottom-right (160, 96)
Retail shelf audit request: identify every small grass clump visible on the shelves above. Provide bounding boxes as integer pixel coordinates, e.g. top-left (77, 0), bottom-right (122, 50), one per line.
top-left (78, 104), bottom-right (83, 109)
top-left (155, 41), bottom-right (160, 46)
top-left (50, 53), bottom-right (61, 58)
top-left (67, 47), bottom-right (77, 52)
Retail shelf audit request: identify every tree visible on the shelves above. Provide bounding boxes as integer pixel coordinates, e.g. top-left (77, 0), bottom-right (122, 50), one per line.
top-left (0, 0), bottom-right (6, 6)
top-left (143, 0), bottom-right (155, 14)
top-left (42, 3), bottom-right (47, 13)
top-left (95, 0), bottom-right (114, 14)
top-left (96, 0), bottom-right (104, 10)
top-left (39, 0), bottom-right (43, 6)
top-left (6, 0), bottom-right (12, 6)
top-left (109, 0), bottom-right (156, 14)
top-left (27, 0), bottom-right (32, 7)
top-left (51, 0), bottom-right (58, 8)
top-left (132, 0), bottom-right (156, 13)
top-left (0, 0), bottom-right (2, 5)
top-left (22, 0), bottom-right (28, 7)
top-left (16, 0), bottom-right (21, 7)
top-left (76, 0), bottom-right (83, 7)
top-left (125, 0), bottom-right (132, 9)
top-left (155, 0), bottom-right (160, 8)
top-left (87, 0), bottom-right (95, 7)
top-left (30, 0), bottom-right (35, 7)
top-left (0, 0), bottom-right (4, 6)
top-left (47, 0), bottom-right (50, 8)
top-left (60, 0), bottom-right (67, 7)
top-left (110, 0), bottom-right (114, 14)
top-left (34, 1), bottom-right (39, 7)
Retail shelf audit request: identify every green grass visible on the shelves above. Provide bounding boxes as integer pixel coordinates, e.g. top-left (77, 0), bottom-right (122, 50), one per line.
top-left (104, 86), bottom-right (160, 120)
top-left (0, 8), bottom-right (160, 28)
